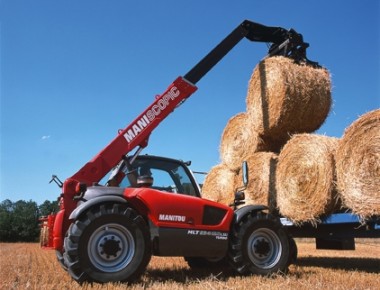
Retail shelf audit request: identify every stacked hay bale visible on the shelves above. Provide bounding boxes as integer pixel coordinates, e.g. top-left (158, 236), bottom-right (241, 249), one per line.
top-left (238, 152), bottom-right (278, 211)
top-left (202, 55), bottom-right (336, 222)
top-left (276, 134), bottom-right (339, 225)
top-left (219, 113), bottom-right (268, 171)
top-left (246, 56), bottom-right (332, 149)
top-left (201, 163), bottom-right (237, 206)
top-left (336, 109), bottom-right (380, 218)
top-left (201, 55), bottom-right (379, 223)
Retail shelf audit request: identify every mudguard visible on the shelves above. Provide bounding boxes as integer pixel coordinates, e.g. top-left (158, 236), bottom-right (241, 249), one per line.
top-left (234, 205), bottom-right (268, 224)
top-left (53, 209), bottom-right (65, 251)
top-left (69, 195), bottom-right (127, 220)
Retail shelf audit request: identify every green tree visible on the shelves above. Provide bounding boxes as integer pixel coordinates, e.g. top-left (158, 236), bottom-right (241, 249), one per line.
top-left (0, 199), bottom-right (13, 241)
top-left (0, 199), bottom-right (42, 242)
top-left (1, 199), bottom-right (59, 242)
top-left (11, 200), bottom-right (40, 242)
top-left (39, 200), bottom-right (59, 217)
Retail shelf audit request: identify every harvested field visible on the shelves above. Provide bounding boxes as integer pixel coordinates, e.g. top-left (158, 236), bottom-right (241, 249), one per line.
top-left (336, 109), bottom-right (380, 218)
top-left (246, 56), bottom-right (331, 145)
top-left (1, 241), bottom-right (379, 290)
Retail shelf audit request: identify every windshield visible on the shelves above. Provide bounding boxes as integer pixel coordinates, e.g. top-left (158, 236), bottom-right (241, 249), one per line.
top-left (109, 157), bottom-right (199, 197)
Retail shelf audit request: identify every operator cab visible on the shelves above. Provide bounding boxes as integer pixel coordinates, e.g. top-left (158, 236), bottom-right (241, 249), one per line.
top-left (107, 155), bottom-right (202, 198)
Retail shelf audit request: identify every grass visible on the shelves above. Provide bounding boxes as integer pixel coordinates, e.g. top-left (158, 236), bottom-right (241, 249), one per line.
top-left (0, 239), bottom-right (379, 290)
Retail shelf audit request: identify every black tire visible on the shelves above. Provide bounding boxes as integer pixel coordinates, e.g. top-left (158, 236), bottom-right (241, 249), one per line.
top-left (228, 211), bottom-right (290, 276)
top-left (184, 256), bottom-right (227, 269)
top-left (63, 203), bottom-right (151, 283)
top-left (56, 250), bottom-right (68, 271)
top-left (287, 236), bottom-right (298, 266)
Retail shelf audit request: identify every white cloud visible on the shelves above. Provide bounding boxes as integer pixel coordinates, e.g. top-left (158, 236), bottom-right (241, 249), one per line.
top-left (41, 135), bottom-right (51, 140)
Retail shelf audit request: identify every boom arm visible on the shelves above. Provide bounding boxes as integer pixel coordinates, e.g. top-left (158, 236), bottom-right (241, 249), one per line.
top-left (64, 19), bottom-right (314, 195)
top-left (184, 20), bottom-right (313, 84)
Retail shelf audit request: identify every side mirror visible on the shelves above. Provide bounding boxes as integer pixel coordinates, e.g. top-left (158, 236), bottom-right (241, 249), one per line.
top-left (242, 161), bottom-right (248, 187)
top-left (231, 161), bottom-right (249, 209)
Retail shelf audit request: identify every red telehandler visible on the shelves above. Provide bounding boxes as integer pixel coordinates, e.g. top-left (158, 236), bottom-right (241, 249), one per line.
top-left (40, 20), bottom-right (317, 283)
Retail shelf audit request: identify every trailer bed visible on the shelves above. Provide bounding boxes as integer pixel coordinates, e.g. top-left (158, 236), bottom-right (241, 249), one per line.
top-left (282, 213), bottom-right (380, 250)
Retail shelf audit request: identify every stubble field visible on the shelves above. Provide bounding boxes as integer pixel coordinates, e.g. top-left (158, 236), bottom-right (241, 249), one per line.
top-left (0, 239), bottom-right (379, 290)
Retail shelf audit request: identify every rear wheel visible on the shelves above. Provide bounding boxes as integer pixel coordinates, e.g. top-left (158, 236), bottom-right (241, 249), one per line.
top-left (287, 236), bottom-right (298, 266)
top-left (63, 203), bottom-right (151, 283)
top-left (229, 211), bottom-right (289, 275)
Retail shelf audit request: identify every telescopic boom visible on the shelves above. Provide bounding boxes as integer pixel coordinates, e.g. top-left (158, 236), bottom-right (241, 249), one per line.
top-left (67, 20), bottom-right (314, 192)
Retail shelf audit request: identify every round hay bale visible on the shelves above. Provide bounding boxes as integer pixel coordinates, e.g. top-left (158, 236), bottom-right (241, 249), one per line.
top-left (336, 109), bottom-right (380, 217)
top-left (246, 56), bottom-right (332, 144)
top-left (236, 152), bottom-right (278, 211)
top-left (276, 134), bottom-right (339, 224)
top-left (201, 163), bottom-right (237, 205)
top-left (219, 112), bottom-right (271, 171)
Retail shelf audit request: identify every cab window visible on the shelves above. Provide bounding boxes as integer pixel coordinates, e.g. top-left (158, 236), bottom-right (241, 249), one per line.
top-left (119, 158), bottom-right (198, 197)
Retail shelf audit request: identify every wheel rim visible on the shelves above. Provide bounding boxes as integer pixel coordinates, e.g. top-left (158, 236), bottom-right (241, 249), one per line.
top-left (247, 228), bottom-right (282, 269)
top-left (88, 223), bottom-right (135, 272)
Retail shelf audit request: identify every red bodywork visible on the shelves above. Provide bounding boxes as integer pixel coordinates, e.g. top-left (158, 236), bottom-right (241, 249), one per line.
top-left (46, 77), bottom-right (197, 250)
top-left (123, 187), bottom-right (235, 257)
top-left (124, 187), bottom-right (234, 232)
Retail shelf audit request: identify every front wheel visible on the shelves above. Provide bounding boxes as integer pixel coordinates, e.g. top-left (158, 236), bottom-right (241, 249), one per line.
top-left (56, 250), bottom-right (67, 271)
top-left (63, 203), bottom-right (151, 283)
top-left (228, 211), bottom-right (289, 276)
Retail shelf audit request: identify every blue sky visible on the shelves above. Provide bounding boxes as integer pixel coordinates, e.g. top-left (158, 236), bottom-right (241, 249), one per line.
top-left (1, 0), bottom-right (379, 205)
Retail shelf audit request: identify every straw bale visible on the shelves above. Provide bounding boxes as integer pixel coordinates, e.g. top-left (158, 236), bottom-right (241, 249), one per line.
top-left (236, 152), bottom-right (278, 211)
top-left (336, 109), bottom-right (380, 217)
top-left (219, 112), bottom-right (272, 171)
top-left (201, 163), bottom-right (236, 205)
top-left (276, 134), bottom-right (339, 224)
top-left (246, 56), bottom-right (332, 144)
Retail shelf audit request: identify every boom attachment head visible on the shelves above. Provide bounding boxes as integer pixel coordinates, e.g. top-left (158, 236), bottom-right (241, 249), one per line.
top-left (267, 29), bottom-right (318, 67)
top-left (241, 20), bottom-right (319, 67)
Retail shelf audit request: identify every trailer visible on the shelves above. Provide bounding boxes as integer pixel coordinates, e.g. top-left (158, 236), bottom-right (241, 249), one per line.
top-left (283, 213), bottom-right (380, 250)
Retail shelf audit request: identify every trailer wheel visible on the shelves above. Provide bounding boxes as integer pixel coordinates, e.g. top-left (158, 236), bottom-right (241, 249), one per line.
top-left (229, 211), bottom-right (289, 276)
top-left (63, 203), bottom-right (151, 283)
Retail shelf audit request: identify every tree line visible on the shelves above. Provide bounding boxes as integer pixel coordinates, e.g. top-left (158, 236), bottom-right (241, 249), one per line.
top-left (0, 199), bottom-right (59, 242)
